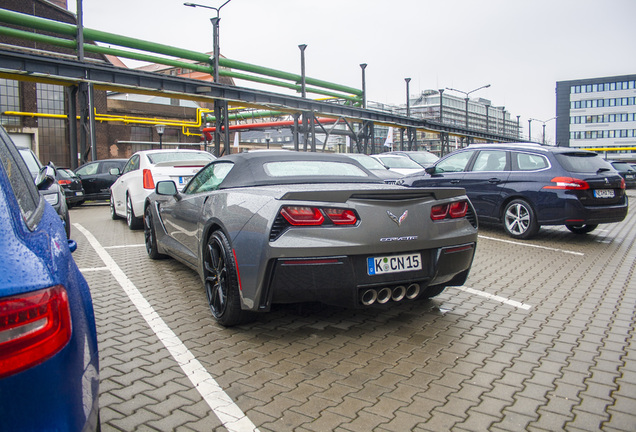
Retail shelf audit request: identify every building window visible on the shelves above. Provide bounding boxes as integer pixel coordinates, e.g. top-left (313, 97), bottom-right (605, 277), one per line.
top-left (36, 83), bottom-right (67, 165)
top-left (0, 79), bottom-right (20, 126)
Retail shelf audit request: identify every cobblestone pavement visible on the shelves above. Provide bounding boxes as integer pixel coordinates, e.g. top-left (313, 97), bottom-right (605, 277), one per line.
top-left (70, 189), bottom-right (636, 432)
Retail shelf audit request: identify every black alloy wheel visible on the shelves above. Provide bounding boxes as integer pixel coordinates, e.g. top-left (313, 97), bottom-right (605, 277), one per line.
top-left (566, 224), bottom-right (598, 234)
top-left (503, 199), bottom-right (539, 239)
top-left (203, 230), bottom-right (246, 327)
top-left (144, 206), bottom-right (165, 260)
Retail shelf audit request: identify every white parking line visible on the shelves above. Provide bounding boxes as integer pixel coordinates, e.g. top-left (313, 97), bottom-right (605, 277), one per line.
top-left (103, 244), bottom-right (146, 249)
top-left (453, 286), bottom-right (532, 310)
top-left (478, 235), bottom-right (584, 256)
top-left (74, 223), bottom-right (259, 432)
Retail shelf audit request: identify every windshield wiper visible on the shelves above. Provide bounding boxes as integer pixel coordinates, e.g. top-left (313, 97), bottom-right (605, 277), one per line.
top-left (597, 168), bottom-right (611, 173)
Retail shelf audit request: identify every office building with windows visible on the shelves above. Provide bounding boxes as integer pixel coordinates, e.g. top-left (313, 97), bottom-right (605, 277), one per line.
top-left (556, 74), bottom-right (636, 159)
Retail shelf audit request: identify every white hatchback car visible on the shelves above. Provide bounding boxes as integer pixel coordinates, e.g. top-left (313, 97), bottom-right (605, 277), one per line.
top-left (110, 149), bottom-right (215, 229)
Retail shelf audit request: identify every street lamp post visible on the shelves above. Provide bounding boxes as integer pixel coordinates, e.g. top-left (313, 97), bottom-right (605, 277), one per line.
top-left (184, 0), bottom-right (234, 83)
top-left (438, 89), bottom-right (444, 123)
top-left (155, 124), bottom-right (165, 150)
top-left (405, 78), bottom-right (411, 117)
top-left (528, 119), bottom-right (532, 142)
top-left (530, 117), bottom-right (557, 144)
top-left (299, 44), bottom-right (307, 98)
top-left (360, 64), bottom-right (367, 109)
top-left (265, 131), bottom-right (271, 149)
top-left (445, 84), bottom-right (491, 128)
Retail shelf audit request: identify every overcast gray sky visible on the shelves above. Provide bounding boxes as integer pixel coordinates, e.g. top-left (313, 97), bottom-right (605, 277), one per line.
top-left (70, 0), bottom-right (636, 141)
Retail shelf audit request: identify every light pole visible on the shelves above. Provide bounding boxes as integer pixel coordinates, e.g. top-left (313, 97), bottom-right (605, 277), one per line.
top-left (360, 64), bottom-right (367, 109)
top-left (438, 89), bottom-right (444, 123)
top-left (530, 117), bottom-right (557, 144)
top-left (405, 78), bottom-right (411, 117)
top-left (155, 124), bottom-right (165, 150)
top-left (265, 131), bottom-right (271, 149)
top-left (445, 84), bottom-right (491, 128)
top-left (299, 44), bottom-right (307, 98)
top-left (184, 0), bottom-right (234, 83)
top-left (528, 119), bottom-right (532, 142)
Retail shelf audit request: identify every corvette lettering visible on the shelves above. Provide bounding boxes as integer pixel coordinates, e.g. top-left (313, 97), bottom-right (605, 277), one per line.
top-left (380, 236), bottom-right (418, 242)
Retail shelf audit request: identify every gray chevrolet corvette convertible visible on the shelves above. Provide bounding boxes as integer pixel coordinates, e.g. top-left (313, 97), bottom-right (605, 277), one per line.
top-left (143, 151), bottom-right (478, 326)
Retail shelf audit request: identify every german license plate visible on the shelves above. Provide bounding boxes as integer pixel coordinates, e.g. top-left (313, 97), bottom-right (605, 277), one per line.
top-left (367, 253), bottom-right (422, 275)
top-left (76, 191), bottom-right (83, 196)
top-left (594, 189), bottom-right (615, 198)
top-left (179, 176), bottom-right (192, 185)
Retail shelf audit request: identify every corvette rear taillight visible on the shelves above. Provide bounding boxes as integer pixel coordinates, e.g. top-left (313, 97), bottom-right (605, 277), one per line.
top-left (143, 169), bottom-right (155, 190)
top-left (324, 208), bottom-right (357, 225)
top-left (0, 286), bottom-right (72, 379)
top-left (543, 176), bottom-right (590, 190)
top-left (281, 206), bottom-right (325, 225)
top-left (279, 206), bottom-right (359, 226)
top-left (431, 200), bottom-right (469, 221)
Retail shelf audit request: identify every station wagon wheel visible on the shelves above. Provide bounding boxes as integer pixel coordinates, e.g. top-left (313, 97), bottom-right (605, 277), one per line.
top-left (566, 224), bottom-right (598, 234)
top-left (203, 230), bottom-right (246, 327)
top-left (503, 199), bottom-right (539, 239)
top-left (126, 194), bottom-right (142, 230)
top-left (110, 193), bottom-right (120, 220)
top-left (144, 206), bottom-right (165, 260)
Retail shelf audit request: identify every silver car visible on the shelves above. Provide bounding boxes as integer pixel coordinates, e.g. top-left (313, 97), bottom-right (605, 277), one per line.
top-left (143, 151), bottom-right (478, 326)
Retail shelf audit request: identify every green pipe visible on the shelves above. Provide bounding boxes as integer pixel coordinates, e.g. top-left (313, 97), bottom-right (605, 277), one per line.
top-left (0, 25), bottom-right (212, 75)
top-left (0, 8), bottom-right (362, 97)
top-left (204, 110), bottom-right (285, 123)
top-left (0, 25), bottom-right (77, 49)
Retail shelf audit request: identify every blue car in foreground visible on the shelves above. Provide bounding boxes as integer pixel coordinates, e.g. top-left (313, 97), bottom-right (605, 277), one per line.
top-left (0, 126), bottom-right (99, 431)
top-left (399, 143), bottom-right (628, 239)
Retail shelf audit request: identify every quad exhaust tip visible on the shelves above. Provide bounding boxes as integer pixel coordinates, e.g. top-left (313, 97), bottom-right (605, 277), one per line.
top-left (360, 284), bottom-right (421, 306)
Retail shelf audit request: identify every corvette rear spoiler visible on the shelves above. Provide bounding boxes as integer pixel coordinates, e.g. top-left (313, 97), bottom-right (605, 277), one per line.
top-left (279, 187), bottom-right (467, 203)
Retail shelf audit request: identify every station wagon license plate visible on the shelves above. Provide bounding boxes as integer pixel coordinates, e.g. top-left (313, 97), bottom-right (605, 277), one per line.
top-left (367, 253), bottom-right (422, 275)
top-left (594, 189), bottom-right (615, 198)
top-left (179, 176), bottom-right (192, 185)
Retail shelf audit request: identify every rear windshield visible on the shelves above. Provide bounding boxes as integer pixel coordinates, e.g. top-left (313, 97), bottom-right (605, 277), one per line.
top-left (264, 161), bottom-right (369, 178)
top-left (147, 152), bottom-right (214, 164)
top-left (554, 152), bottom-right (613, 173)
top-left (611, 162), bottom-right (634, 171)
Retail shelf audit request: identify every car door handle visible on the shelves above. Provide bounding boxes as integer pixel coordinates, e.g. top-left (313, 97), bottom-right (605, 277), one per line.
top-left (488, 178), bottom-right (501, 184)
top-left (450, 180), bottom-right (461, 184)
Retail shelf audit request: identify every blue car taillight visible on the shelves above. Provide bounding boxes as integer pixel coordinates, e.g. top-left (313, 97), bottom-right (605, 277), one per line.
top-left (0, 286), bottom-right (72, 379)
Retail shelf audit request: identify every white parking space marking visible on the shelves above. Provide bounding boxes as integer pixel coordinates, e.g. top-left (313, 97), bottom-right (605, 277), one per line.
top-left (74, 224), bottom-right (259, 432)
top-left (452, 286), bottom-right (532, 310)
top-left (79, 267), bottom-right (109, 272)
top-left (104, 244), bottom-right (146, 249)
top-left (478, 235), bottom-right (584, 256)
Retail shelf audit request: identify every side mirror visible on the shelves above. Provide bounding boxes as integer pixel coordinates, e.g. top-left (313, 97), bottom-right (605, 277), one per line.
top-left (35, 166), bottom-right (56, 190)
top-left (425, 165), bottom-right (436, 175)
top-left (109, 167), bottom-right (121, 176)
top-left (156, 180), bottom-right (179, 196)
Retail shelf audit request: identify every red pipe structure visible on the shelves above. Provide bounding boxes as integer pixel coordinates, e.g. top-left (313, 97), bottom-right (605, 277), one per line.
top-left (201, 118), bottom-right (338, 141)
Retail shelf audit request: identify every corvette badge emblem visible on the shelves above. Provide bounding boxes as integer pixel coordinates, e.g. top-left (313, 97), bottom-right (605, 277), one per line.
top-left (387, 210), bottom-right (408, 227)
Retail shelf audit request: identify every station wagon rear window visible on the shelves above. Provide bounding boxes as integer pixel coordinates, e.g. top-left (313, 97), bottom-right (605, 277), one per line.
top-left (264, 161), bottom-right (369, 178)
top-left (555, 152), bottom-right (612, 173)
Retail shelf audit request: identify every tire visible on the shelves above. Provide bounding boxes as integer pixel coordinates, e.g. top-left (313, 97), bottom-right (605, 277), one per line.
top-left (110, 193), bottom-right (120, 220)
top-left (203, 230), bottom-right (247, 327)
top-left (126, 194), bottom-right (142, 230)
top-left (503, 199), bottom-right (539, 239)
top-left (144, 205), bottom-right (166, 260)
top-left (63, 211), bottom-right (71, 239)
top-left (566, 224), bottom-right (598, 234)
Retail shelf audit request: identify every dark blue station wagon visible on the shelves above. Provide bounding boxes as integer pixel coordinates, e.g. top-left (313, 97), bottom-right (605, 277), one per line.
top-left (399, 143), bottom-right (628, 239)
